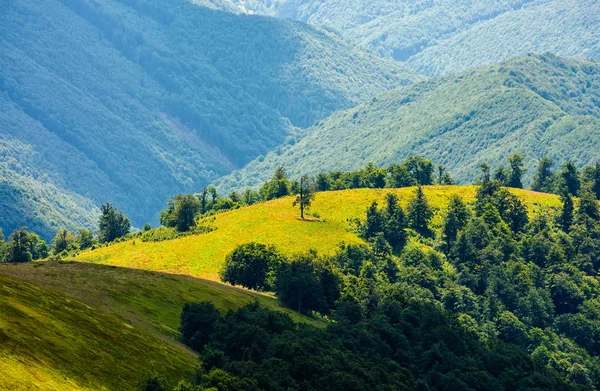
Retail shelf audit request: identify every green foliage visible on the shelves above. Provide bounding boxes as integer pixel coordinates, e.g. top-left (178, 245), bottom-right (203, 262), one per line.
top-left (407, 186), bottom-right (434, 236)
top-left (235, 0), bottom-right (600, 76)
top-left (274, 252), bottom-right (341, 315)
top-left (220, 55), bottom-right (600, 191)
top-left (98, 203), bottom-right (131, 243)
top-left (220, 243), bottom-right (283, 291)
top-left (0, 0), bottom-right (416, 240)
top-left (292, 175), bottom-right (315, 219)
top-left (532, 157), bottom-right (557, 193)
top-left (560, 161), bottom-right (582, 196)
top-left (160, 194), bottom-right (202, 232)
top-left (52, 228), bottom-right (74, 255)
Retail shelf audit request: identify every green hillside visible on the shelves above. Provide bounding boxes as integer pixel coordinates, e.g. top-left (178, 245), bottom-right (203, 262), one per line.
top-left (75, 186), bottom-right (561, 280)
top-left (0, 0), bottom-right (416, 240)
top-left (409, 0), bottom-right (600, 75)
top-left (0, 273), bottom-right (195, 391)
top-left (232, 0), bottom-right (600, 74)
top-left (218, 54), bottom-right (600, 190)
top-left (0, 261), bottom-right (316, 390)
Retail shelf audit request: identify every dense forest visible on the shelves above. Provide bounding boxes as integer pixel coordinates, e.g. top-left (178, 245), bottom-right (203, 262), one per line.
top-left (0, 0), bottom-right (416, 240)
top-left (133, 156), bottom-right (600, 390)
top-left (231, 0), bottom-right (600, 74)
top-left (218, 54), bottom-right (600, 192)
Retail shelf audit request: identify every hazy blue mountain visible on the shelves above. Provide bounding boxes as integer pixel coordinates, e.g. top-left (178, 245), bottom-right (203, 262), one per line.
top-left (0, 0), bottom-right (417, 239)
top-left (217, 54), bottom-right (600, 191)
top-left (232, 0), bottom-right (600, 75)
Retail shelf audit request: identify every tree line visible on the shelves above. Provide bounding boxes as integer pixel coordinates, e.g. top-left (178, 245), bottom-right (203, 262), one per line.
top-left (147, 170), bottom-right (600, 390)
top-left (0, 203), bottom-right (130, 263)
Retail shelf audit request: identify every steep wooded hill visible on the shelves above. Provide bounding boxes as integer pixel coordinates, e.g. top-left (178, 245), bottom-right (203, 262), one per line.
top-left (0, 0), bottom-right (416, 239)
top-left (218, 54), bottom-right (600, 190)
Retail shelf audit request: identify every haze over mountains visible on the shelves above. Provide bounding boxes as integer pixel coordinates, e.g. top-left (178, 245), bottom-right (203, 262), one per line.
top-left (0, 0), bottom-right (415, 239)
top-left (232, 0), bottom-right (600, 75)
top-left (1, 0), bottom-right (599, 239)
top-left (218, 54), bottom-right (600, 191)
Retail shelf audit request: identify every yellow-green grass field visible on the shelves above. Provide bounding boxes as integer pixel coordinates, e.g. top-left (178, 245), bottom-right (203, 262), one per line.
top-left (75, 186), bottom-right (561, 281)
top-left (0, 273), bottom-right (195, 391)
top-left (0, 261), bottom-right (319, 391)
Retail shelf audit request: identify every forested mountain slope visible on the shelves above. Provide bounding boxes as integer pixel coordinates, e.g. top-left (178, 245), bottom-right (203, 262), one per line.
top-left (233, 0), bottom-right (600, 75)
top-left (0, 0), bottom-right (415, 240)
top-left (219, 54), bottom-right (600, 190)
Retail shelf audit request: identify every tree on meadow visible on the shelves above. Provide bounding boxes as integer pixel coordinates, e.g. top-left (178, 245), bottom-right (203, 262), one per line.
top-left (6, 228), bottom-right (33, 263)
top-left (508, 153), bottom-right (526, 189)
top-left (437, 165), bottom-right (454, 185)
top-left (242, 188), bottom-right (261, 206)
top-left (77, 229), bottom-right (95, 250)
top-left (315, 173), bottom-right (333, 191)
top-left (559, 161), bottom-right (581, 196)
top-left (407, 186), bottom-right (433, 236)
top-left (387, 163), bottom-right (416, 188)
top-left (493, 166), bottom-right (509, 185)
top-left (261, 167), bottom-right (291, 200)
top-left (479, 162), bottom-right (491, 183)
top-left (52, 228), bottom-right (74, 254)
top-left (531, 157), bottom-right (556, 193)
top-left (160, 194), bottom-right (202, 232)
top-left (98, 203), bottom-right (131, 243)
top-left (402, 157), bottom-right (434, 185)
top-left (293, 175), bottom-right (315, 219)
top-left (220, 243), bottom-right (283, 291)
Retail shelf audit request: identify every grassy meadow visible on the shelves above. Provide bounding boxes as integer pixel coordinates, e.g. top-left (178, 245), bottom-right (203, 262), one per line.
top-left (75, 186), bottom-right (562, 280)
top-left (0, 274), bottom-right (196, 391)
top-left (0, 261), bottom-right (318, 391)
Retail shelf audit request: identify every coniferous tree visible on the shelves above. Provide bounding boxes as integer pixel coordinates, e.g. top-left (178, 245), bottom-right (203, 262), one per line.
top-left (559, 161), bottom-right (580, 196)
top-left (576, 191), bottom-right (600, 221)
top-left (383, 193), bottom-right (407, 251)
top-left (508, 153), bottom-right (526, 189)
top-left (531, 157), bottom-right (555, 193)
top-left (362, 202), bottom-right (385, 240)
top-left (293, 175), bottom-right (315, 219)
top-left (558, 192), bottom-right (574, 232)
top-left (493, 166), bottom-right (509, 185)
top-left (479, 162), bottom-right (491, 183)
top-left (443, 195), bottom-right (470, 251)
top-left (98, 203), bottom-right (131, 243)
top-left (581, 161), bottom-right (600, 200)
top-left (407, 186), bottom-right (433, 236)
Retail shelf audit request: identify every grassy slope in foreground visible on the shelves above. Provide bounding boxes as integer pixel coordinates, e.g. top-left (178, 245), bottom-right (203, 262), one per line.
top-left (0, 262), bottom-right (317, 391)
top-left (76, 186), bottom-right (561, 281)
top-left (0, 273), bottom-right (195, 391)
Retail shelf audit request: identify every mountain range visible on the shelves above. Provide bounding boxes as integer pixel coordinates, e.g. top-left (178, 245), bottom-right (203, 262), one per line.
top-left (231, 0), bottom-right (600, 75)
top-left (0, 0), bottom-right (416, 239)
top-left (218, 54), bottom-right (600, 191)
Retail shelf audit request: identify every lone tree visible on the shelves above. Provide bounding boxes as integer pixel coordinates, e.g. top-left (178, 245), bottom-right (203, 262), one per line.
top-left (220, 243), bottom-right (283, 291)
top-left (293, 175), bottom-right (315, 219)
top-left (98, 203), bottom-right (131, 243)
